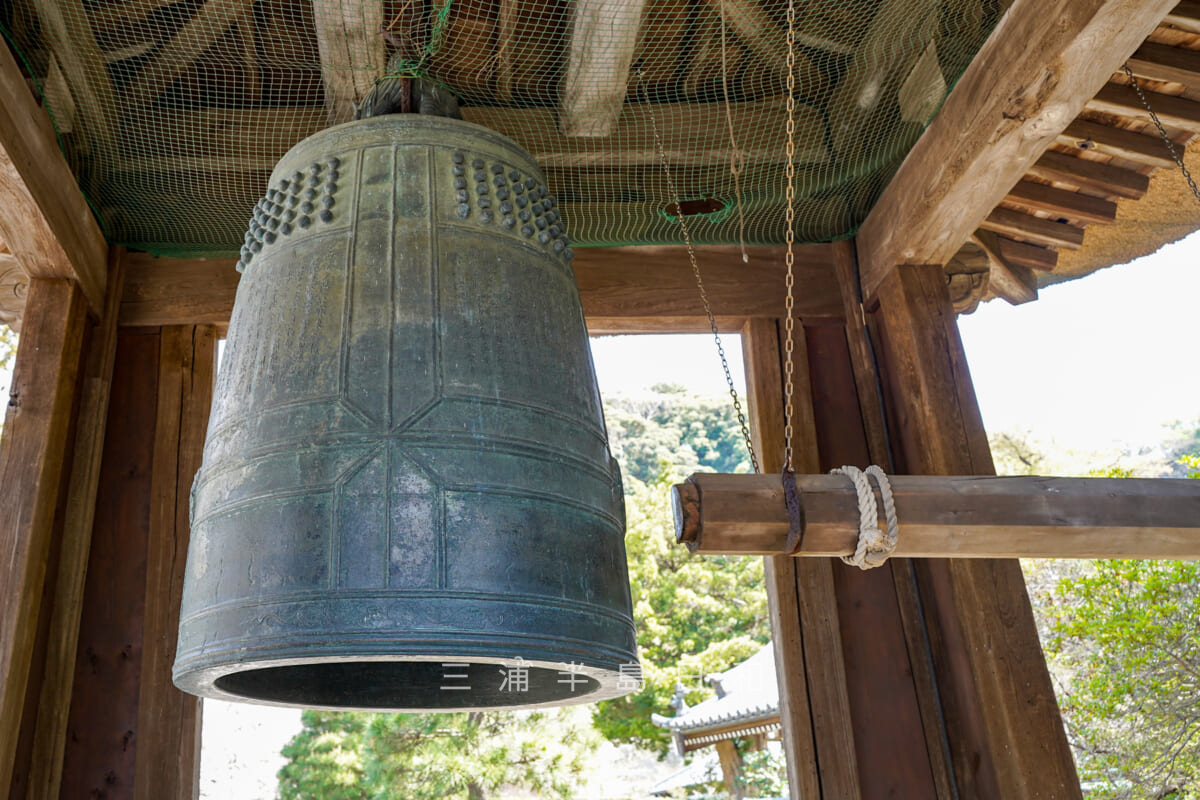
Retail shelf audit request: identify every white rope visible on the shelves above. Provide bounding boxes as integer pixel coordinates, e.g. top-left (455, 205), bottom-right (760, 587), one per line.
top-left (830, 465), bottom-right (899, 569)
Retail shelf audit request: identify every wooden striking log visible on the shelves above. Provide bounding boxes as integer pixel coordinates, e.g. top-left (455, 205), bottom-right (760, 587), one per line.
top-left (672, 473), bottom-right (1200, 559)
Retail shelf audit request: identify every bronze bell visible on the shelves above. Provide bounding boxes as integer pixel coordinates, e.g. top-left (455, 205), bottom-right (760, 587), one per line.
top-left (172, 116), bottom-right (638, 710)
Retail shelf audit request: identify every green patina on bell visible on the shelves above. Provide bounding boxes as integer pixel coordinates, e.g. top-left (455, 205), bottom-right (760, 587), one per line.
top-left (173, 115), bottom-right (637, 711)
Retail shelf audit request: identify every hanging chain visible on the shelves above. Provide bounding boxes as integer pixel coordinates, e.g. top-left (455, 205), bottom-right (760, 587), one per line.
top-left (1123, 64), bottom-right (1200, 207)
top-left (639, 70), bottom-right (760, 473)
top-left (781, 0), bottom-right (797, 473)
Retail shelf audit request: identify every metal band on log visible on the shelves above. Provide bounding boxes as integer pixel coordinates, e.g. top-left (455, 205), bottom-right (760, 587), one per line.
top-left (672, 473), bottom-right (1200, 559)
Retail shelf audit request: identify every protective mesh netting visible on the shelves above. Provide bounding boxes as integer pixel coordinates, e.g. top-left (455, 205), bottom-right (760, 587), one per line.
top-left (1, 0), bottom-right (1008, 256)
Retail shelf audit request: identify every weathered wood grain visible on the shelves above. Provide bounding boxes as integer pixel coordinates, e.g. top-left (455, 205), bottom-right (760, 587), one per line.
top-left (133, 326), bottom-right (214, 800)
top-left (740, 319), bottom-right (820, 800)
top-left (119, 245), bottom-right (842, 329)
top-left (311, 0), bottom-right (386, 125)
top-left (0, 280), bottom-right (88, 795)
top-left (855, 0), bottom-right (1176, 300)
top-left (0, 41), bottom-right (107, 313)
top-left (872, 264), bottom-right (1080, 799)
top-left (26, 249), bottom-right (125, 800)
top-left (559, 0), bottom-right (649, 136)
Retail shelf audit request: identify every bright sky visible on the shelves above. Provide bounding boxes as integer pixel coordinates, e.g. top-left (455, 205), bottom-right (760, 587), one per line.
top-left (591, 232), bottom-right (1200, 453)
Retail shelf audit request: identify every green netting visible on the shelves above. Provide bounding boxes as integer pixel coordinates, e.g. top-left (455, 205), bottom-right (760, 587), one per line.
top-left (1, 0), bottom-right (1009, 256)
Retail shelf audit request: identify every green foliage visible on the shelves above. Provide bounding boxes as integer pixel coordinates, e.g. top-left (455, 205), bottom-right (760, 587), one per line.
top-left (0, 325), bottom-right (16, 437)
top-left (737, 747), bottom-right (790, 796)
top-left (1045, 559), bottom-right (1200, 799)
top-left (604, 384), bottom-right (751, 483)
top-left (591, 472), bottom-right (769, 754)
top-left (278, 709), bottom-right (595, 800)
top-left (0, 324), bottom-right (15, 373)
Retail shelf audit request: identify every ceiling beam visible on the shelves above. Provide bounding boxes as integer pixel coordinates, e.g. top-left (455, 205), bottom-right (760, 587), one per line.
top-left (0, 40), bottom-right (107, 313)
top-left (125, 0), bottom-right (254, 110)
top-left (854, 0), bottom-right (1176, 301)
top-left (559, 0), bottom-right (649, 137)
top-left (312, 0), bottom-right (386, 125)
top-left (118, 244), bottom-right (842, 331)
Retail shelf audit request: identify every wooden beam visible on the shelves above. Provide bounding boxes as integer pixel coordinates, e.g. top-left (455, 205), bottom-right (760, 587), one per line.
top-left (25, 0), bottom-right (120, 153)
top-left (855, 0), bottom-right (1176, 300)
top-left (993, 235), bottom-right (1057, 272)
top-left (132, 99), bottom-right (828, 171)
top-left (972, 230), bottom-right (1038, 307)
top-left (673, 473), bottom-right (1200, 559)
top-left (1003, 179), bottom-right (1118, 225)
top-left (559, 0), bottom-right (648, 137)
top-left (311, 0), bottom-right (386, 125)
top-left (1027, 150), bottom-right (1149, 199)
top-left (125, 0), bottom-right (255, 110)
top-left (1164, 0), bottom-right (1200, 33)
top-left (26, 251), bottom-right (125, 800)
top-left (0, 41), bottom-right (107, 313)
top-left (1087, 81), bottom-right (1200, 132)
top-left (978, 207), bottom-right (1085, 250)
top-left (1126, 41), bottom-right (1200, 91)
top-left (0, 280), bottom-right (88, 795)
top-left (1058, 119), bottom-right (1176, 169)
top-left (119, 245), bottom-right (843, 330)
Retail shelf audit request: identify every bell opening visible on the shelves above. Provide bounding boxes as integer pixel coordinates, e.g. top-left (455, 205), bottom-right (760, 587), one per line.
top-left (213, 660), bottom-right (602, 710)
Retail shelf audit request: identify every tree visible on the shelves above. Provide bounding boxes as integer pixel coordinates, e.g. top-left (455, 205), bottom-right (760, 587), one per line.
top-left (279, 709), bottom-right (595, 800)
top-left (590, 471), bottom-right (769, 754)
top-left (604, 384), bottom-right (751, 483)
top-left (1035, 455), bottom-right (1200, 800)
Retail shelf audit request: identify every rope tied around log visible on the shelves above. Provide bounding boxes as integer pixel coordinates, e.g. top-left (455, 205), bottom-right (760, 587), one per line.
top-left (830, 465), bottom-right (899, 569)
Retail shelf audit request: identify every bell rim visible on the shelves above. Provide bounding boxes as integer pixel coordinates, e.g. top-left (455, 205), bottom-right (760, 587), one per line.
top-left (173, 652), bottom-right (640, 712)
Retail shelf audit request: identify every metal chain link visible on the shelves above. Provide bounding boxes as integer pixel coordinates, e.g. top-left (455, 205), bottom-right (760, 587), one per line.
top-left (782, 0), bottom-right (797, 473)
top-left (638, 70), bottom-right (760, 474)
top-left (1123, 64), bottom-right (1200, 207)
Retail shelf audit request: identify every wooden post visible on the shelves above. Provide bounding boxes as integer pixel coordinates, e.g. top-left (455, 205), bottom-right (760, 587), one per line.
top-left (714, 738), bottom-right (745, 800)
top-left (871, 263), bottom-right (1080, 798)
top-left (58, 326), bottom-right (214, 800)
top-left (741, 318), bottom-right (860, 800)
top-left (27, 249), bottom-right (126, 800)
top-left (0, 279), bottom-right (88, 796)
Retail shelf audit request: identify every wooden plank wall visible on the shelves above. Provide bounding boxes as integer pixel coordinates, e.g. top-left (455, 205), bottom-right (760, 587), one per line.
top-left (56, 326), bottom-right (213, 800)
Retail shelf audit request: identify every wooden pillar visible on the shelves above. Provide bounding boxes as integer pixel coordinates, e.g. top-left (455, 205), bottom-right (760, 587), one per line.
top-left (26, 250), bottom-right (125, 800)
top-left (58, 325), bottom-right (214, 800)
top-left (714, 738), bottom-right (746, 800)
top-left (869, 262), bottom-right (1079, 798)
top-left (0, 279), bottom-right (88, 796)
top-left (742, 240), bottom-right (1078, 798)
top-left (742, 318), bottom-right (860, 799)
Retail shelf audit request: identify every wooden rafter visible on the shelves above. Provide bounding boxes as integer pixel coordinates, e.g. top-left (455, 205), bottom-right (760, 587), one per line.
top-left (25, 0), bottom-right (119, 153)
top-left (559, 0), bottom-right (649, 137)
top-left (854, 0), bottom-right (1177, 300)
top-left (1087, 81), bottom-right (1200, 131)
top-left (0, 40), bottom-right (107, 313)
top-left (1057, 119), bottom-right (1176, 168)
top-left (125, 0), bottom-right (256, 111)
